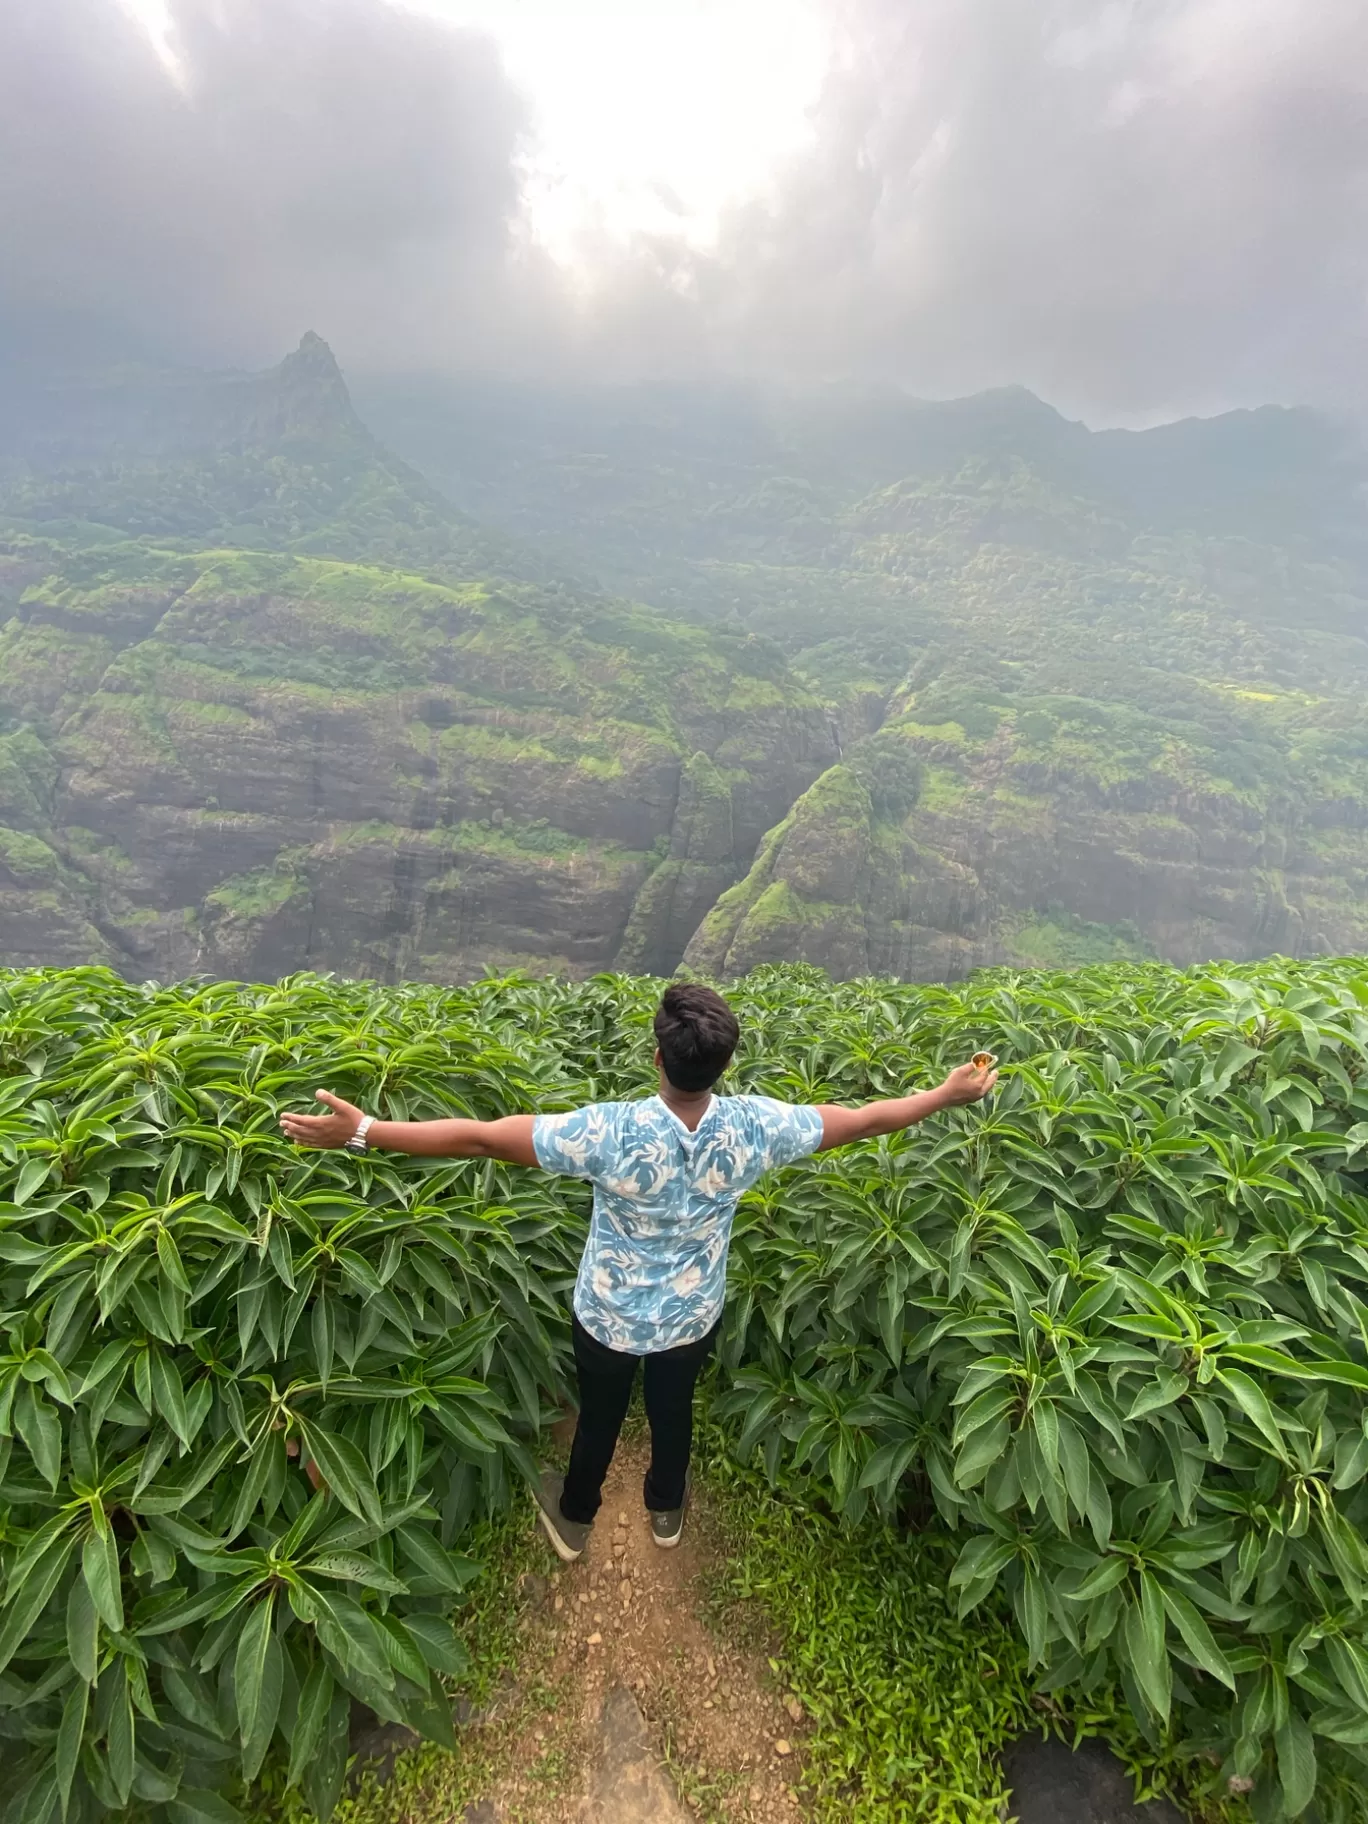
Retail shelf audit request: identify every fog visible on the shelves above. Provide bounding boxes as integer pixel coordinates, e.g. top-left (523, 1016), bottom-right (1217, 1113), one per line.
top-left (2, 0), bottom-right (1365, 422)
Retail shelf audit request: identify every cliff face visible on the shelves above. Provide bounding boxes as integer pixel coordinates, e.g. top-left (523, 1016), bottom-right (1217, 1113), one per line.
top-left (0, 544), bottom-right (833, 979)
top-left (0, 337), bottom-right (846, 980)
top-left (5, 346), bottom-right (1368, 985)
top-left (614, 753), bottom-right (739, 974)
top-left (686, 766), bottom-right (878, 979)
top-left (686, 699), bottom-right (1368, 980)
top-left (367, 377), bottom-right (1368, 981)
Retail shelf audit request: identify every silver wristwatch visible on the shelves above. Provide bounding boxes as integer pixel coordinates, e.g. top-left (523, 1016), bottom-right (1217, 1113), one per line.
top-left (344, 1114), bottom-right (375, 1153)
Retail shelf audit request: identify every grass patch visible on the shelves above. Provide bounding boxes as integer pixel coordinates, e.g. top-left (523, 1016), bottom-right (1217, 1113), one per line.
top-left (0, 826), bottom-right (60, 884)
top-left (206, 863), bottom-right (306, 919)
top-left (917, 765), bottom-right (970, 812)
top-left (699, 1441), bottom-right (1034, 1823)
top-left (695, 1423), bottom-right (1237, 1824)
top-left (1005, 906), bottom-right (1156, 967)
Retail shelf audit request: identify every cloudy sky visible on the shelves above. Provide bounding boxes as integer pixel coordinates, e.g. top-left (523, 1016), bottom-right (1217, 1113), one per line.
top-left (2, 0), bottom-right (1365, 423)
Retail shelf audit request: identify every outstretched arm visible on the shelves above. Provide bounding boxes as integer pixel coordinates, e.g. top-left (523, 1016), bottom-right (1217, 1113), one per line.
top-left (815, 1060), bottom-right (996, 1151)
top-left (280, 1091), bottom-right (539, 1167)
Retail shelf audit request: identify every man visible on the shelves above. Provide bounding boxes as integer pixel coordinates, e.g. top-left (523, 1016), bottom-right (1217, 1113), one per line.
top-left (281, 982), bottom-right (996, 1562)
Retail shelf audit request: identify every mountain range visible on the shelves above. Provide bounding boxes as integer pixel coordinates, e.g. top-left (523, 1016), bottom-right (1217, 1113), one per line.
top-left (1, 335), bottom-right (1366, 982)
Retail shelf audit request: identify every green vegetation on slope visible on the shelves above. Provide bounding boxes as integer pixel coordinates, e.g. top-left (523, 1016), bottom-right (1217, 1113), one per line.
top-left (363, 379), bottom-right (1368, 978)
top-left (0, 532), bottom-right (833, 981)
top-left (7, 347), bottom-right (1368, 982)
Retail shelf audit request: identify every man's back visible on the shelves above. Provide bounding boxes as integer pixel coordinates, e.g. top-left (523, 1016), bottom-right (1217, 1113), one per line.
top-left (533, 1093), bottom-right (823, 1350)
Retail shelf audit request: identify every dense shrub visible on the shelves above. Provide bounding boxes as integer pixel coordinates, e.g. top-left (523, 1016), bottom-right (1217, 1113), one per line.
top-left (719, 959), bottom-right (1368, 1824)
top-left (4, 959), bottom-right (1368, 1822)
top-left (846, 727), bottom-right (926, 820)
top-left (0, 971), bottom-right (584, 1824)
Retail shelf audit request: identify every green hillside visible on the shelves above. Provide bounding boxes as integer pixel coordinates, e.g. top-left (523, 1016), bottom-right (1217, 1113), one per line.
top-left (0, 342), bottom-right (837, 979)
top-left (2, 343), bottom-right (1367, 981)
top-left (0, 538), bottom-right (831, 979)
top-left (362, 378), bottom-right (1368, 977)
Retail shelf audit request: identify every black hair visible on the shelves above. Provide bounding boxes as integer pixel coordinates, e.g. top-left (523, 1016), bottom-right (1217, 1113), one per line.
top-left (654, 982), bottom-right (739, 1092)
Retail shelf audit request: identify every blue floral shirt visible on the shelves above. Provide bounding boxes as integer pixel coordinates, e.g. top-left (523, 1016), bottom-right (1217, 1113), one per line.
top-left (533, 1095), bottom-right (825, 1352)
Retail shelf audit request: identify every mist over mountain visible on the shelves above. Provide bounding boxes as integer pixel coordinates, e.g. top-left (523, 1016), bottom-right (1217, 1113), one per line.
top-left (3, 0), bottom-right (1366, 423)
top-left (2, 334), bottom-right (1367, 982)
top-left (357, 374), bottom-right (1368, 592)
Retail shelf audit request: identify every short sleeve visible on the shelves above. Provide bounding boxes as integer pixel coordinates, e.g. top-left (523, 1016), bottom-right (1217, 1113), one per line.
top-left (741, 1097), bottom-right (825, 1172)
top-left (532, 1104), bottom-right (620, 1181)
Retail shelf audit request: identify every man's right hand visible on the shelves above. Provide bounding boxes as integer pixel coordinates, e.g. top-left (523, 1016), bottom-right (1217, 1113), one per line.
top-left (280, 1090), bottom-right (365, 1149)
top-left (937, 1060), bottom-right (999, 1106)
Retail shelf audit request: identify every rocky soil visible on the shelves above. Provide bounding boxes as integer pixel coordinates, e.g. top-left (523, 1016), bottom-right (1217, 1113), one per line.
top-left (457, 1438), bottom-right (807, 1823)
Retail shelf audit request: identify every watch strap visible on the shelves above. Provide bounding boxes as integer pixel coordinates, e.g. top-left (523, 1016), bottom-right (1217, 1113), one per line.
top-left (345, 1114), bottom-right (375, 1153)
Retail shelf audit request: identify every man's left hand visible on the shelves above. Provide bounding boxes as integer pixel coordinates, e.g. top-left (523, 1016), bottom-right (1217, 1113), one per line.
top-left (938, 1061), bottom-right (999, 1106)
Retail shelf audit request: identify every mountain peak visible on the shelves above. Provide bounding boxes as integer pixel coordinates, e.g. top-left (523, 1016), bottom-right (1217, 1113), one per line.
top-left (287, 329), bottom-right (342, 377)
top-left (254, 331), bottom-right (358, 442)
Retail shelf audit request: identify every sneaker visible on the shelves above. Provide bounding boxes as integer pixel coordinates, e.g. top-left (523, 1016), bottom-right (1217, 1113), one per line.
top-left (534, 1471), bottom-right (591, 1563)
top-left (649, 1472), bottom-right (691, 1549)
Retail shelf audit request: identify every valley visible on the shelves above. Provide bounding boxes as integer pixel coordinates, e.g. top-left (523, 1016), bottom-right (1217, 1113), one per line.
top-left (2, 337), bottom-right (1367, 980)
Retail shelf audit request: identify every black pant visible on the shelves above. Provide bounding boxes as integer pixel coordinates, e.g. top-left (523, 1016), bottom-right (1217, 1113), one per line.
top-left (559, 1314), bottom-right (719, 1525)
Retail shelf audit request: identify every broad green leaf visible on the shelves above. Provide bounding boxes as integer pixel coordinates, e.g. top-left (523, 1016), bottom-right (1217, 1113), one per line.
top-left (306, 1551), bottom-right (408, 1594)
top-left (157, 1226), bottom-right (192, 1294)
top-left (953, 1416), bottom-right (1010, 1488)
top-left (1032, 1398), bottom-right (1060, 1479)
top-left (82, 1519), bottom-right (124, 1633)
top-left (1127, 1369), bottom-right (1188, 1421)
top-left (1275, 1712), bottom-right (1317, 1817)
top-left (1018, 1566), bottom-right (1049, 1667)
top-left (108, 1666), bottom-right (136, 1806)
top-left (1158, 1581), bottom-right (1236, 1691)
top-left (313, 1293), bottom-right (335, 1393)
top-left (1125, 1576), bottom-right (1172, 1722)
top-left (1335, 1429), bottom-right (1368, 1490)
top-left (14, 1157), bottom-right (51, 1205)
top-left (374, 1612), bottom-right (429, 1687)
top-left (228, 1431), bottom-right (284, 1541)
top-left (15, 1381), bottom-right (61, 1489)
top-left (396, 1526), bottom-right (481, 1594)
top-left (403, 1612), bottom-right (470, 1678)
top-left (1071, 1556), bottom-right (1130, 1602)
top-left (66, 1576), bottom-right (99, 1686)
top-left (1216, 1368), bottom-right (1288, 1458)
top-left (297, 1418), bottom-right (383, 1527)
top-left (0, 1533), bottom-right (76, 1675)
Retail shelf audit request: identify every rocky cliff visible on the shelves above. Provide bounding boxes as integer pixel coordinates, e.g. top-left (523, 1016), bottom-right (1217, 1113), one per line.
top-left (686, 713), bottom-right (1368, 981)
top-left (370, 376), bottom-right (1368, 979)
top-left (0, 541), bottom-right (834, 978)
top-left (4, 344), bottom-right (1368, 983)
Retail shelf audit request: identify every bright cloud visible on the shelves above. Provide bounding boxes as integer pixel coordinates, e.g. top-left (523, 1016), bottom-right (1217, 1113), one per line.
top-left (9, 0), bottom-right (1368, 420)
top-left (426, 0), bottom-right (830, 258)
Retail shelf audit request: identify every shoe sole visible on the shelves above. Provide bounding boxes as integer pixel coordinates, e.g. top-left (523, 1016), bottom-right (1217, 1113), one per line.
top-left (536, 1502), bottom-right (585, 1563)
top-left (651, 1524), bottom-right (684, 1549)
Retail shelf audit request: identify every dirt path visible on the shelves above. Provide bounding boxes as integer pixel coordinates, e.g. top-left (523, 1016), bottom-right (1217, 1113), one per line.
top-left (464, 1435), bottom-right (810, 1822)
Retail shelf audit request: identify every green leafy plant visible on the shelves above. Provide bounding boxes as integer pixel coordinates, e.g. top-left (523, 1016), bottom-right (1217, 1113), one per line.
top-left (6, 958), bottom-right (1368, 1823)
top-left (717, 961), bottom-right (1368, 1823)
top-left (0, 968), bottom-right (584, 1824)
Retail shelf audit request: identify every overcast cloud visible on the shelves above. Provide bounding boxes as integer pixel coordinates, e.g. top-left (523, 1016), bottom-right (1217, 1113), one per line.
top-left (0, 0), bottom-right (552, 370)
top-left (1, 0), bottom-right (1365, 421)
